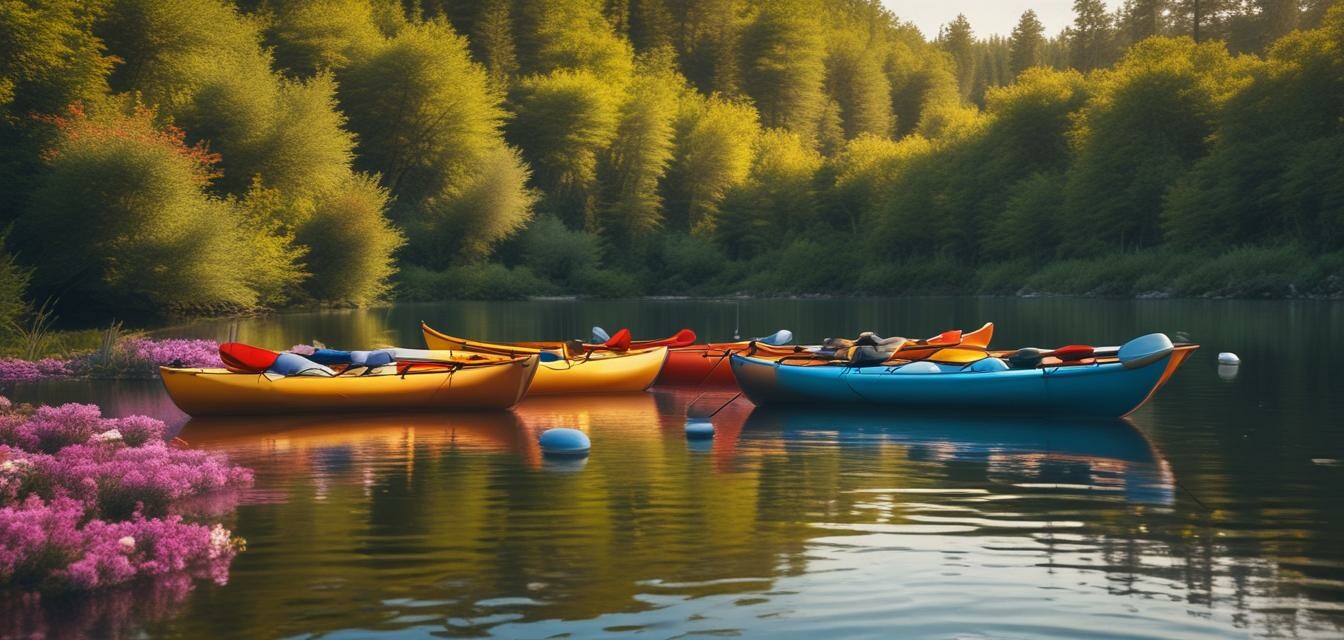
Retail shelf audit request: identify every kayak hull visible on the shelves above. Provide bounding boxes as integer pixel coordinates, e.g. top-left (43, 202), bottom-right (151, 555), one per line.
top-left (657, 346), bottom-right (740, 386)
top-left (160, 356), bottom-right (538, 416)
top-left (527, 345), bottom-right (667, 394)
top-left (421, 324), bottom-right (667, 395)
top-left (730, 346), bottom-right (1195, 418)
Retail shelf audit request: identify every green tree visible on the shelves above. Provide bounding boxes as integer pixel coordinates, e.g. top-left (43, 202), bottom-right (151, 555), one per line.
top-left (664, 95), bottom-right (760, 233)
top-left (1164, 6), bottom-right (1344, 250)
top-left (886, 40), bottom-right (960, 136)
top-left (295, 174), bottom-right (403, 303)
top-left (513, 0), bottom-right (634, 79)
top-left (1120, 0), bottom-right (1169, 44)
top-left (1069, 0), bottom-right (1117, 71)
top-left (16, 105), bottom-right (302, 313)
top-left (1172, 0), bottom-right (1231, 42)
top-left (598, 53), bottom-right (682, 245)
top-left (1066, 37), bottom-right (1255, 252)
top-left (669, 0), bottom-right (744, 96)
top-left (507, 69), bottom-right (621, 229)
top-left (471, 0), bottom-right (518, 88)
top-left (0, 0), bottom-right (112, 224)
top-left (941, 14), bottom-right (976, 101)
top-left (264, 0), bottom-right (383, 77)
top-left (339, 21), bottom-right (504, 205)
top-left (627, 0), bottom-right (676, 52)
top-left (739, 0), bottom-right (827, 136)
top-left (824, 37), bottom-right (892, 139)
top-left (1009, 10), bottom-right (1047, 77)
top-left (716, 129), bottom-right (822, 257)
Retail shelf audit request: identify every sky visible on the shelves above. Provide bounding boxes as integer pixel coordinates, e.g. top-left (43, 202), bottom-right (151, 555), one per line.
top-left (881, 1), bottom-right (1123, 39)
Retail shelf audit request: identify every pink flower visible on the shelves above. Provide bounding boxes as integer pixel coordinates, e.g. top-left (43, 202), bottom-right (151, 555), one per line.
top-left (0, 402), bottom-right (251, 594)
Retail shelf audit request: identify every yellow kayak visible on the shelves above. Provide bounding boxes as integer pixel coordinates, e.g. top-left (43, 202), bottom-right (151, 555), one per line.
top-left (421, 323), bottom-right (667, 395)
top-left (160, 355), bottom-right (539, 416)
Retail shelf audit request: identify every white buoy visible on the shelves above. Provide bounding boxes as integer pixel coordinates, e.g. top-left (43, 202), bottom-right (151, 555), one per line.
top-left (1217, 364), bottom-right (1240, 381)
top-left (1217, 352), bottom-right (1240, 365)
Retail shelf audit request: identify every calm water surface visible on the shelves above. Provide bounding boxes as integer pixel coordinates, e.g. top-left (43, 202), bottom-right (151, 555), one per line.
top-left (3, 298), bottom-right (1343, 639)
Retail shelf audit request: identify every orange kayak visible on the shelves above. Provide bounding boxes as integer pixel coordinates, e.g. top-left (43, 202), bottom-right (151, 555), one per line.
top-left (651, 323), bottom-right (996, 387)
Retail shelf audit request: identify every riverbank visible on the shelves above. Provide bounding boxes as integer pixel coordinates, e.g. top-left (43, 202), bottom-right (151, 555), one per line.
top-left (396, 246), bottom-right (1344, 301)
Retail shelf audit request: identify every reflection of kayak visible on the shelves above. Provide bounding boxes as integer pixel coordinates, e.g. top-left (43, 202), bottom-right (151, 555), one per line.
top-left (653, 323), bottom-right (996, 387)
top-left (159, 355), bottom-right (538, 416)
top-left (741, 406), bottom-right (1174, 505)
top-left (421, 323), bottom-right (666, 395)
top-left (178, 410), bottom-right (525, 452)
top-left (731, 334), bottom-right (1196, 418)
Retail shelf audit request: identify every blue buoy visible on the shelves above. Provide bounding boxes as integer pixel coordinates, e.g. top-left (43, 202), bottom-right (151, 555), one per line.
top-left (684, 418), bottom-right (715, 440)
top-left (539, 428), bottom-right (590, 457)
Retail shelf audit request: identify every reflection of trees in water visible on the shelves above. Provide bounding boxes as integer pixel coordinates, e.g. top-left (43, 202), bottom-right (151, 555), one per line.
top-left (133, 397), bottom-right (1343, 638)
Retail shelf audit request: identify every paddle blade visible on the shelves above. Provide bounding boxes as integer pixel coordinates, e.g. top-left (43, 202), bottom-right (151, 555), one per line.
top-left (603, 328), bottom-right (632, 350)
top-left (591, 326), bottom-right (610, 343)
top-left (219, 342), bottom-right (279, 373)
top-left (926, 330), bottom-right (962, 346)
top-left (668, 328), bottom-right (697, 348)
top-left (755, 329), bottom-right (793, 346)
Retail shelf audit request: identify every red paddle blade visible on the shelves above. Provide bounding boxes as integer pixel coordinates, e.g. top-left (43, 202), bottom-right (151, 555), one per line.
top-left (219, 342), bottom-right (279, 373)
top-left (603, 328), bottom-right (632, 350)
top-left (668, 328), bottom-right (697, 348)
top-left (1054, 344), bottom-right (1095, 361)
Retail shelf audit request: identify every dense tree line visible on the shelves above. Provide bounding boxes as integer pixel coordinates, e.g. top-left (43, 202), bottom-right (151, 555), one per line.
top-left (1, 0), bottom-right (1341, 327)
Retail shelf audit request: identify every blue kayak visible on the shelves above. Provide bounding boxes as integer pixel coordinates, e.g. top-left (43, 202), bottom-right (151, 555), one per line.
top-left (729, 333), bottom-right (1197, 418)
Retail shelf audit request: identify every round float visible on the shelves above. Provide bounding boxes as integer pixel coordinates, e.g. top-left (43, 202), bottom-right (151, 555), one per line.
top-left (684, 418), bottom-right (715, 440)
top-left (539, 428), bottom-right (591, 457)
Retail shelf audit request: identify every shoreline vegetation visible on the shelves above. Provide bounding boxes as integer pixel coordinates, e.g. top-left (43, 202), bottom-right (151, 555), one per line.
top-left (2, 1), bottom-right (1342, 342)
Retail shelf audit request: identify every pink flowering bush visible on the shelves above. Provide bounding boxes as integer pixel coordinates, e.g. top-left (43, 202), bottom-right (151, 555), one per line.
top-left (0, 402), bottom-right (250, 594)
top-left (0, 337), bottom-right (222, 382)
top-left (120, 338), bottom-right (222, 372)
top-left (0, 358), bottom-right (73, 382)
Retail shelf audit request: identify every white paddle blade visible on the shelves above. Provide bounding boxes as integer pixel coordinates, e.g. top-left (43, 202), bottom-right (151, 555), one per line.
top-left (755, 329), bottom-right (793, 346)
top-left (591, 326), bottom-right (610, 343)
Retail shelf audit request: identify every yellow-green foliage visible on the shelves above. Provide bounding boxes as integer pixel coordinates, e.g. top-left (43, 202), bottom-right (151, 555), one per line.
top-left (518, 0), bottom-right (634, 80)
top-left (296, 174), bottom-right (403, 304)
top-left (1065, 37), bottom-right (1258, 252)
top-left (665, 95), bottom-right (760, 234)
top-left (0, 0), bottom-right (110, 118)
top-left (16, 106), bottom-right (300, 312)
top-left (1, 0), bottom-right (1340, 309)
top-left (717, 129), bottom-right (823, 257)
top-left (599, 52), bottom-right (682, 241)
top-left (508, 69), bottom-right (621, 228)
top-left (265, 0), bottom-right (383, 77)
top-left (339, 20), bottom-right (503, 204)
top-left (740, 0), bottom-right (827, 137)
top-left (824, 36), bottom-right (892, 139)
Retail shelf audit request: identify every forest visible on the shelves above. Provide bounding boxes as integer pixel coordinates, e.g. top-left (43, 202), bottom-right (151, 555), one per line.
top-left (1, 0), bottom-right (1342, 328)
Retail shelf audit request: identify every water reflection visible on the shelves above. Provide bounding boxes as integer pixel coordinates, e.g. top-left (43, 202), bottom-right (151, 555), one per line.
top-left (6, 293), bottom-right (1344, 639)
top-left (738, 407), bottom-right (1176, 506)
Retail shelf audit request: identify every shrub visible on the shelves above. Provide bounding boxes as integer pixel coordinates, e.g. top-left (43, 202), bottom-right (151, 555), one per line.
top-left (296, 174), bottom-right (404, 304)
top-left (519, 216), bottom-right (600, 286)
top-left (0, 402), bottom-right (251, 593)
top-left (16, 105), bottom-right (296, 314)
top-left (396, 264), bottom-right (549, 301)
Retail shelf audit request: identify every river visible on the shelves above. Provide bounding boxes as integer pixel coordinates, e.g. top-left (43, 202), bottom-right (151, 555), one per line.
top-left (3, 297), bottom-right (1342, 639)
